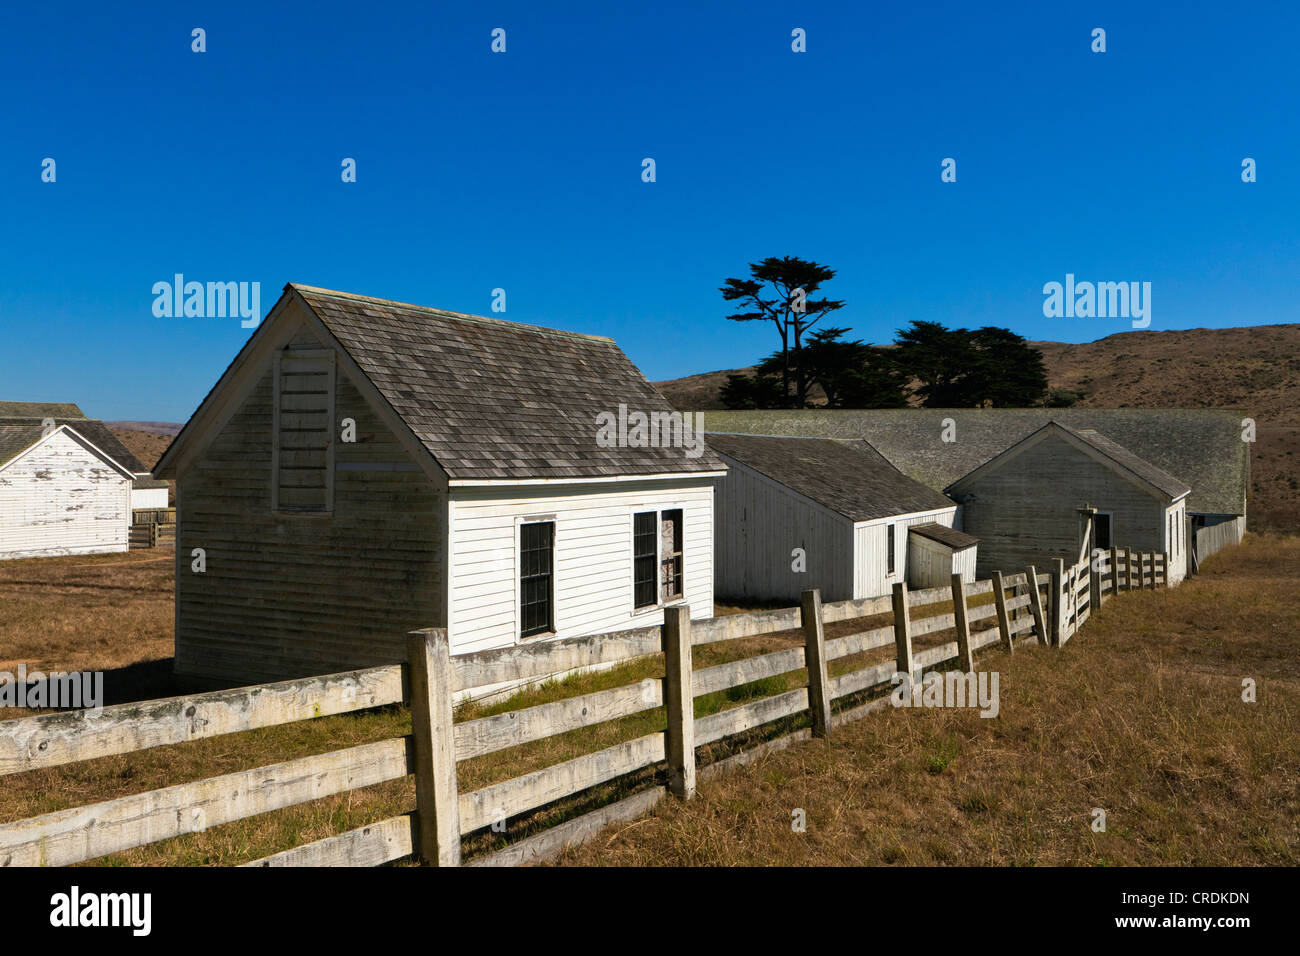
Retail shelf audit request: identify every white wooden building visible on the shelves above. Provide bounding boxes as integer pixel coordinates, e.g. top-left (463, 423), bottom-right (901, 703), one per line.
top-left (945, 422), bottom-right (1191, 583)
top-left (154, 284), bottom-right (726, 684)
top-left (0, 402), bottom-right (168, 511)
top-left (0, 424), bottom-right (134, 560)
top-left (907, 523), bottom-right (978, 589)
top-left (708, 433), bottom-right (970, 602)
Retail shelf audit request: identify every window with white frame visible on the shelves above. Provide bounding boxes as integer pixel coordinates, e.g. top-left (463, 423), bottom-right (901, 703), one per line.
top-left (633, 509), bottom-right (684, 609)
top-left (519, 521), bottom-right (555, 638)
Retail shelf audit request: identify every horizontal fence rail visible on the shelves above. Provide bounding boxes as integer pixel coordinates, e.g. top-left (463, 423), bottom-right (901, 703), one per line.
top-left (0, 545), bottom-right (1171, 868)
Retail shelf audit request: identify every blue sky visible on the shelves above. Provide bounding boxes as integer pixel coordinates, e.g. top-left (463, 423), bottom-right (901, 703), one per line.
top-left (1, 1), bottom-right (1295, 422)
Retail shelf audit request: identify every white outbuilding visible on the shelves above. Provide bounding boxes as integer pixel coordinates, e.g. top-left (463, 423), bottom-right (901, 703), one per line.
top-left (0, 424), bottom-right (135, 560)
top-left (708, 433), bottom-right (972, 603)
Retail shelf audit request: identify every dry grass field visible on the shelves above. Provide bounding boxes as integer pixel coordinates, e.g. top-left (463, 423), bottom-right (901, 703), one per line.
top-left (556, 536), bottom-right (1300, 866)
top-left (0, 536), bottom-right (1295, 866)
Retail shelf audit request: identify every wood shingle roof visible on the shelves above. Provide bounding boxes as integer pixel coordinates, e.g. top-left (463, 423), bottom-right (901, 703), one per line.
top-left (707, 432), bottom-right (955, 522)
top-left (295, 286), bottom-right (725, 481)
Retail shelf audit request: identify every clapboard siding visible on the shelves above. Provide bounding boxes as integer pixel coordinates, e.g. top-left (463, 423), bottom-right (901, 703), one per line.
top-left (0, 430), bottom-right (131, 560)
top-left (907, 532), bottom-right (977, 589)
top-left (852, 507), bottom-right (959, 599)
top-left (957, 431), bottom-right (1174, 578)
top-left (713, 460), bottom-right (854, 602)
top-left (175, 324), bottom-right (447, 683)
top-left (449, 480), bottom-right (714, 655)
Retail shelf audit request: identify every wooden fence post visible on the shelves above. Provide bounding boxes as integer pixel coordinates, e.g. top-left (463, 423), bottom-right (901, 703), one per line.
top-left (951, 573), bottom-right (974, 671)
top-left (1108, 547), bottom-right (1119, 601)
top-left (1121, 548), bottom-right (1131, 591)
top-left (891, 582), bottom-right (914, 683)
top-left (1143, 552), bottom-right (1153, 590)
top-left (662, 605), bottom-right (696, 800)
top-left (801, 589), bottom-right (832, 739)
top-left (1161, 552), bottom-right (1169, 587)
top-left (1025, 565), bottom-right (1048, 647)
top-left (1089, 550), bottom-right (1100, 616)
top-left (1050, 558), bottom-right (1065, 647)
top-left (407, 628), bottom-right (461, 866)
top-left (991, 570), bottom-right (1013, 653)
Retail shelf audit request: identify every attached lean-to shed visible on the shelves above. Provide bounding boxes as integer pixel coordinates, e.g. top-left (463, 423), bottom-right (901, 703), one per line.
top-left (907, 522), bottom-right (978, 589)
top-left (708, 433), bottom-right (968, 602)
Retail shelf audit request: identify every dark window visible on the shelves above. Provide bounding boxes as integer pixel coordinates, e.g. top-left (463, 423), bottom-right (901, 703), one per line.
top-left (660, 509), bottom-right (683, 601)
top-left (1096, 513), bottom-right (1112, 550)
top-left (520, 522), bottom-right (554, 638)
top-left (887, 524), bottom-right (896, 574)
top-left (633, 512), bottom-right (658, 608)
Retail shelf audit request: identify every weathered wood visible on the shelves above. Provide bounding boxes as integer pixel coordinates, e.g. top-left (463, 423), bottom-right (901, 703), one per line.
top-left (0, 664), bottom-right (406, 776)
top-left (244, 813), bottom-right (416, 867)
top-left (821, 594), bottom-right (892, 623)
top-left (1122, 548), bottom-right (1132, 590)
top-left (824, 625), bottom-right (895, 662)
top-left (991, 570), bottom-right (1013, 653)
top-left (690, 606), bottom-right (802, 644)
top-left (801, 589), bottom-right (832, 739)
top-left (450, 626), bottom-right (662, 690)
top-left (1050, 558), bottom-right (1065, 647)
top-left (1025, 566), bottom-right (1049, 647)
top-left (892, 582), bottom-right (914, 680)
top-left (662, 606), bottom-right (696, 800)
top-left (952, 572), bottom-right (974, 671)
top-left (465, 787), bottom-right (666, 868)
top-left (454, 679), bottom-right (662, 761)
top-left (1108, 546), bottom-right (1119, 597)
top-left (694, 647), bottom-right (805, 698)
top-left (0, 737), bottom-right (412, 867)
top-left (408, 630), bottom-right (461, 866)
top-left (1088, 551), bottom-right (1101, 615)
top-left (828, 661), bottom-right (896, 700)
top-left (914, 640), bottom-right (959, 670)
top-left (458, 732), bottom-right (665, 836)
top-left (694, 688), bottom-right (811, 746)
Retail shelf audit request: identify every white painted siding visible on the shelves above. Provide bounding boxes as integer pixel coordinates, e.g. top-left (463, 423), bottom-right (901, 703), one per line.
top-left (1164, 498), bottom-right (1188, 584)
top-left (852, 507), bottom-right (960, 599)
top-left (130, 486), bottom-right (169, 510)
top-left (448, 478), bottom-right (714, 655)
top-left (713, 457), bottom-right (854, 602)
top-left (907, 533), bottom-right (977, 589)
top-left (0, 431), bottom-right (131, 560)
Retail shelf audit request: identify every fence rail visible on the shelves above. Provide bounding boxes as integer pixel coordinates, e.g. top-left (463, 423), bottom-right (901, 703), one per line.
top-left (0, 546), bottom-right (1171, 868)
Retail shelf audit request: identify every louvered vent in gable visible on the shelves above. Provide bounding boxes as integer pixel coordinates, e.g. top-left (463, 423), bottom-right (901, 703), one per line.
top-left (272, 349), bottom-right (335, 512)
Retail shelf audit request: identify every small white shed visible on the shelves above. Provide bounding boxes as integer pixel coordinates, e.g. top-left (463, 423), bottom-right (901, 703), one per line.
top-left (709, 433), bottom-right (965, 603)
top-left (0, 424), bottom-right (134, 560)
top-left (907, 523), bottom-right (978, 589)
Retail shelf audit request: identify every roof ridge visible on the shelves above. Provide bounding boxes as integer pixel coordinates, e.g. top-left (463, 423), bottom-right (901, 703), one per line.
top-left (288, 284), bottom-right (617, 345)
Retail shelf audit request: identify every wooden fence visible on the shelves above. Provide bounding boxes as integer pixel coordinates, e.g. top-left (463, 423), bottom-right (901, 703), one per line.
top-left (129, 507), bottom-right (176, 549)
top-left (0, 550), bottom-right (1169, 868)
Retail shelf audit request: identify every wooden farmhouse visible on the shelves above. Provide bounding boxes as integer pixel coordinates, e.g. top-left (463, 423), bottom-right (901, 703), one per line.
top-left (944, 422), bottom-right (1191, 583)
top-left (708, 433), bottom-right (971, 603)
top-left (704, 407), bottom-right (1247, 570)
top-left (0, 423), bottom-right (135, 560)
top-left (0, 401), bottom-right (168, 511)
top-left (153, 284), bottom-right (726, 685)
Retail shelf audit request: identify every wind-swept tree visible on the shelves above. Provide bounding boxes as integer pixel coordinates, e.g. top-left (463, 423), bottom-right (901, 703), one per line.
top-left (720, 256), bottom-right (844, 406)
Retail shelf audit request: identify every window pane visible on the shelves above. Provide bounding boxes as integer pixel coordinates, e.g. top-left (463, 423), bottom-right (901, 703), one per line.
top-left (633, 511), bottom-right (657, 608)
top-left (520, 522), bottom-right (554, 637)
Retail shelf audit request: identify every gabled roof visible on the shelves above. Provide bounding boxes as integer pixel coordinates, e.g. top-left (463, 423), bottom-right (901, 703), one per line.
top-left (909, 522), bottom-right (978, 550)
top-left (945, 421), bottom-right (1191, 500)
top-left (0, 424), bottom-right (136, 479)
top-left (0, 401), bottom-right (85, 419)
top-left (707, 432), bottom-right (955, 522)
top-left (160, 284), bottom-right (726, 483)
top-left (0, 416), bottom-right (148, 475)
top-left (0, 425), bottom-right (46, 469)
top-left (704, 408), bottom-right (1245, 515)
